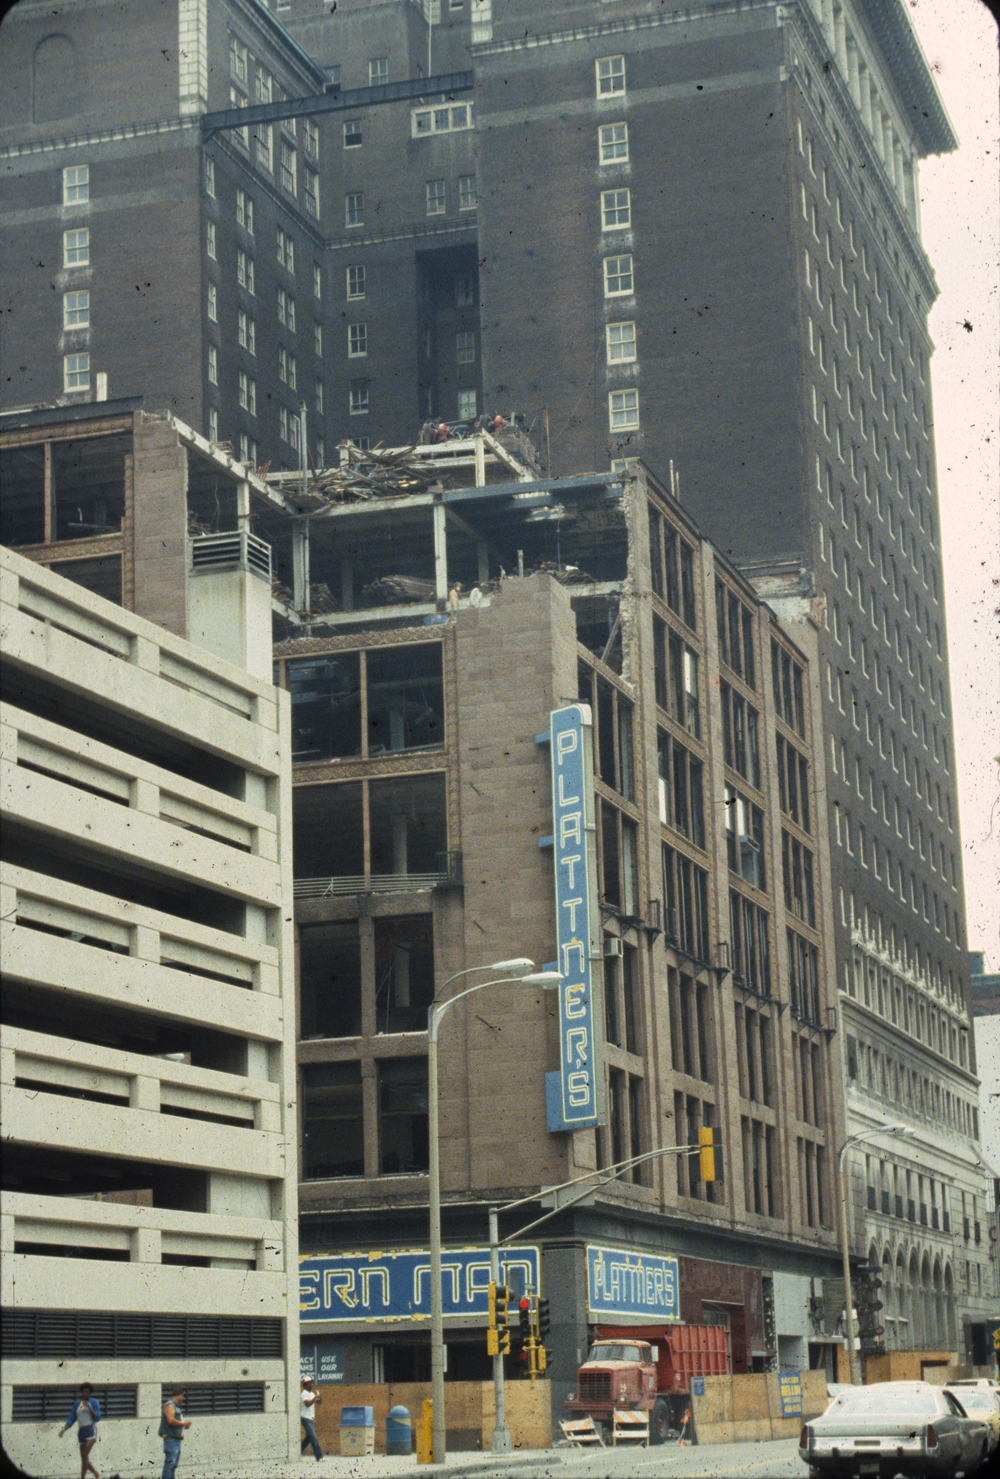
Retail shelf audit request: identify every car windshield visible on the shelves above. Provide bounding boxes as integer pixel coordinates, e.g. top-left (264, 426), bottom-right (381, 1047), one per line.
top-left (831, 1389), bottom-right (939, 1416)
top-left (584, 1344), bottom-right (645, 1363)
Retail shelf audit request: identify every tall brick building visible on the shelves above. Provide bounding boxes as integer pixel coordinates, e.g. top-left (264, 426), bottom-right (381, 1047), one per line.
top-left (1, 0), bottom-right (991, 1370)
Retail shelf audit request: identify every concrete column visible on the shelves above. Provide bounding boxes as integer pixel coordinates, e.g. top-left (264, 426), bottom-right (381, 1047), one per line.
top-left (846, 36), bottom-right (860, 104)
top-left (292, 521), bottom-right (310, 612)
top-left (130, 1075), bottom-right (160, 1111)
top-left (433, 498), bottom-right (448, 610)
top-left (237, 479), bottom-right (250, 529)
top-left (820, 0), bottom-right (835, 49)
top-left (858, 66), bottom-right (873, 132)
top-left (132, 1225), bottom-right (161, 1263)
top-left (833, 7), bottom-right (848, 74)
top-left (893, 141), bottom-right (905, 201)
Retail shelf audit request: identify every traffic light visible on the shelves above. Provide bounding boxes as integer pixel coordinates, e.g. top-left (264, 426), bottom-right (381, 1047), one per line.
top-left (518, 1296), bottom-right (532, 1344)
top-left (698, 1125), bottom-right (724, 1182)
top-left (487, 1283), bottom-right (511, 1357)
top-left (531, 1296), bottom-right (551, 1376)
top-left (489, 1282), bottom-right (511, 1328)
top-left (854, 1265), bottom-right (885, 1353)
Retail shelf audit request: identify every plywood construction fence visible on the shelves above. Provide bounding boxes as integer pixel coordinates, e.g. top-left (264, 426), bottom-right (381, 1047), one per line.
top-left (692, 1370), bottom-right (828, 1444)
top-left (308, 1382), bottom-right (551, 1454)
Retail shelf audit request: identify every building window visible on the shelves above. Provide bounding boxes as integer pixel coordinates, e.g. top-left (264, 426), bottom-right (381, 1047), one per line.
top-left (277, 347), bottom-right (297, 389)
top-left (455, 273), bottom-right (474, 308)
top-left (303, 168), bottom-right (319, 217)
top-left (276, 226), bottom-right (295, 273)
top-left (604, 254), bottom-right (633, 296)
top-left (279, 140), bottom-right (297, 194)
top-left (426, 179), bottom-right (446, 216)
top-left (596, 55), bottom-right (625, 95)
top-left (599, 122), bottom-right (629, 163)
top-left (236, 188), bottom-right (254, 233)
top-left (63, 163), bottom-right (89, 204)
top-left (315, 378), bottom-right (324, 414)
top-left (314, 322), bottom-right (323, 357)
top-left (63, 228), bottom-right (89, 267)
top-left (458, 174), bottom-right (477, 210)
top-left (457, 388), bottom-right (477, 419)
top-left (206, 282), bottom-right (217, 322)
top-left (313, 262), bottom-right (323, 300)
top-left (302, 1063), bottom-right (364, 1180)
top-left (348, 323), bottom-right (368, 358)
top-left (456, 330), bottom-right (475, 364)
top-left (349, 381), bottom-right (369, 415)
top-left (254, 123), bottom-right (272, 172)
top-left (208, 408), bottom-right (219, 441)
top-left (237, 250), bottom-right (255, 295)
top-left (601, 189), bottom-right (630, 230)
top-left (207, 345), bottom-right (218, 384)
top-left (238, 311), bottom-right (256, 354)
top-left (206, 221), bottom-right (217, 259)
top-left (378, 1058), bottom-right (428, 1174)
top-left (346, 192), bottom-right (364, 227)
top-left (316, 433), bottom-right (325, 466)
top-left (229, 86), bottom-right (250, 148)
top-left (239, 433), bottom-right (258, 465)
top-left (238, 371), bottom-right (256, 415)
top-left (606, 321), bottom-right (636, 363)
top-left (412, 103), bottom-right (473, 137)
top-left (303, 118), bottom-right (319, 160)
top-left (229, 35), bottom-right (248, 83)
top-left (277, 287), bottom-right (296, 331)
top-left (344, 119), bottom-right (362, 148)
top-left (204, 157), bottom-right (215, 197)
top-left (369, 57), bottom-right (388, 85)
top-left (608, 388), bottom-right (639, 430)
top-left (347, 264), bottom-right (366, 299)
top-left (63, 352), bottom-right (90, 392)
top-left (63, 289), bottom-right (89, 329)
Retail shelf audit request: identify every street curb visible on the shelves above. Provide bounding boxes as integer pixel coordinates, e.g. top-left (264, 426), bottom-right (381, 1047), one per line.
top-left (432, 1454), bottom-right (565, 1478)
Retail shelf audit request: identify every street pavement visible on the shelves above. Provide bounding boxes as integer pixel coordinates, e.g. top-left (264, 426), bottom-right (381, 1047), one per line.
top-left (13, 1437), bottom-right (806, 1479)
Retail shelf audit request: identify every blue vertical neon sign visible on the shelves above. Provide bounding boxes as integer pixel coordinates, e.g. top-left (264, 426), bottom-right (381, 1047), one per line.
top-left (546, 703), bottom-right (605, 1132)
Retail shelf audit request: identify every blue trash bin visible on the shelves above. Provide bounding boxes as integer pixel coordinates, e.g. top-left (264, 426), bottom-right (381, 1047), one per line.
top-left (386, 1404), bottom-right (412, 1456)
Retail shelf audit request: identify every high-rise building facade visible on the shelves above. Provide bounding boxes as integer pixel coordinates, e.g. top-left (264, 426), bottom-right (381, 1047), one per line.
top-left (0, 0), bottom-right (989, 1365)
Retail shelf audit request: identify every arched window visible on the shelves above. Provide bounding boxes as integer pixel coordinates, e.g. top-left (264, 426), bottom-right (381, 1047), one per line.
top-left (33, 34), bottom-right (79, 123)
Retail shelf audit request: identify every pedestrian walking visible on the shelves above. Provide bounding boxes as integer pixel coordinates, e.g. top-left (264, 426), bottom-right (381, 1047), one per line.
top-left (300, 1375), bottom-right (323, 1461)
top-left (159, 1388), bottom-right (191, 1479)
top-left (58, 1382), bottom-right (101, 1479)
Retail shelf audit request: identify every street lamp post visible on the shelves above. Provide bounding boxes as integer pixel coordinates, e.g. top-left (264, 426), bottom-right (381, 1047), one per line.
top-left (837, 1123), bottom-right (914, 1385)
top-left (428, 962), bottom-right (562, 1464)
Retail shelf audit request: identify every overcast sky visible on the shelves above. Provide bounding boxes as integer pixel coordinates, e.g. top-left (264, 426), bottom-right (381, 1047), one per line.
top-left (908, 0), bottom-right (999, 965)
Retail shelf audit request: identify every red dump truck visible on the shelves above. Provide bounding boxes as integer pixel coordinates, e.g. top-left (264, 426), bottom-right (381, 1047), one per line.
top-left (565, 1323), bottom-right (730, 1444)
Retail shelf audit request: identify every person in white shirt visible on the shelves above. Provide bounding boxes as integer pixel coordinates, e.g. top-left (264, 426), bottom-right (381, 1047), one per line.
top-left (300, 1376), bottom-right (323, 1461)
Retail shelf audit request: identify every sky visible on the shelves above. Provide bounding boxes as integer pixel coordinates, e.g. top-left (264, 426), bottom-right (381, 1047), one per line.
top-left (908, 0), bottom-right (1000, 966)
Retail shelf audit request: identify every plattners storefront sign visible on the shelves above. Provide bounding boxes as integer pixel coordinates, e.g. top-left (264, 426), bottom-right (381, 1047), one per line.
top-left (587, 1244), bottom-right (680, 1321)
top-left (545, 703), bottom-right (605, 1131)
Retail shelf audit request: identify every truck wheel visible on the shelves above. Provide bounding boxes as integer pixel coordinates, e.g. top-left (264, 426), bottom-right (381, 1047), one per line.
top-left (650, 1398), bottom-right (671, 1445)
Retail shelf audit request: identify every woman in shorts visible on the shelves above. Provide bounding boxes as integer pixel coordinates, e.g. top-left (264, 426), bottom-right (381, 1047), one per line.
top-left (59, 1381), bottom-right (101, 1479)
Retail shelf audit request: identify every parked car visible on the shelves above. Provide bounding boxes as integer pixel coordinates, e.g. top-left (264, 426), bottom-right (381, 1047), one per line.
top-left (945, 1386), bottom-right (1000, 1455)
top-left (799, 1380), bottom-right (991, 1478)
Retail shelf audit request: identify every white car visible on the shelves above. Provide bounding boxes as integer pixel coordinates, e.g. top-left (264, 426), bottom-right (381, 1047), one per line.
top-left (799, 1380), bottom-right (990, 1478)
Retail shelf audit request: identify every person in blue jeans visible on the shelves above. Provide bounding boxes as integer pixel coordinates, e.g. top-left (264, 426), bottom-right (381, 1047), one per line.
top-left (300, 1376), bottom-right (324, 1460)
top-left (160, 1388), bottom-right (191, 1479)
top-left (59, 1382), bottom-right (101, 1479)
